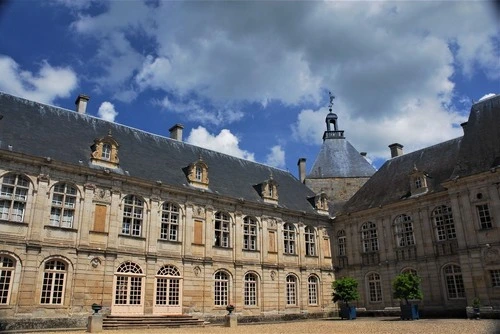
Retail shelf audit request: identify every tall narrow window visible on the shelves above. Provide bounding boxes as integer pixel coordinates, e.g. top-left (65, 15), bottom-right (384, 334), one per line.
top-left (155, 265), bottom-right (181, 306)
top-left (490, 270), bottom-right (500, 287)
top-left (122, 195), bottom-right (143, 237)
top-left (214, 212), bottom-right (230, 248)
top-left (0, 174), bottom-right (29, 222)
top-left (361, 222), bottom-right (379, 252)
top-left (40, 260), bottom-right (67, 305)
top-left (476, 204), bottom-right (493, 229)
top-left (283, 223), bottom-right (296, 254)
top-left (195, 166), bottom-right (203, 181)
top-left (214, 271), bottom-right (229, 306)
top-left (160, 202), bottom-right (179, 241)
top-left (394, 214), bottom-right (415, 247)
top-left (286, 274), bottom-right (297, 305)
top-left (114, 262), bottom-right (144, 306)
top-left (50, 183), bottom-right (77, 228)
top-left (0, 256), bottom-right (15, 304)
top-left (244, 273), bottom-right (257, 306)
top-left (432, 205), bottom-right (456, 241)
top-left (367, 272), bottom-right (382, 302)
top-left (101, 143), bottom-right (112, 160)
top-left (337, 230), bottom-right (346, 256)
top-left (243, 216), bottom-right (258, 250)
top-left (305, 226), bottom-right (316, 256)
top-left (444, 264), bottom-right (465, 299)
top-left (308, 275), bottom-right (319, 305)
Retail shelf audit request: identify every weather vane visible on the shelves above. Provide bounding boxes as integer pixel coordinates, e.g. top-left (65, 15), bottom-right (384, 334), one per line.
top-left (328, 91), bottom-right (335, 112)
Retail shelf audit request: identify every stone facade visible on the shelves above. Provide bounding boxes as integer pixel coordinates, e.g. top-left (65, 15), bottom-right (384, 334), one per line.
top-left (306, 177), bottom-right (370, 209)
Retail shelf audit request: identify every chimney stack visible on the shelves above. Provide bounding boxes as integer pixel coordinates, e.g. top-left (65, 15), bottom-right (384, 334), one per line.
top-left (297, 158), bottom-right (307, 183)
top-left (460, 122), bottom-right (468, 135)
top-left (169, 124), bottom-right (184, 141)
top-left (75, 94), bottom-right (90, 114)
top-left (389, 143), bottom-right (404, 158)
top-left (360, 152), bottom-right (367, 157)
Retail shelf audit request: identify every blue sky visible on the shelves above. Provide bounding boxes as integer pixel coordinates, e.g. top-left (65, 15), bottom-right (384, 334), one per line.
top-left (0, 1), bottom-right (498, 177)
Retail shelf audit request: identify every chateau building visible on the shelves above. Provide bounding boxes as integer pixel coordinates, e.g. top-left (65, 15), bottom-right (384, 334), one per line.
top-left (0, 92), bottom-right (335, 329)
top-left (330, 95), bottom-right (500, 314)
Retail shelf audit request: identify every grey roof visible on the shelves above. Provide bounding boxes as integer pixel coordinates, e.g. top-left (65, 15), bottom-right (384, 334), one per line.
top-left (0, 92), bottom-right (319, 214)
top-left (451, 94), bottom-right (500, 178)
top-left (307, 136), bottom-right (376, 178)
top-left (341, 138), bottom-right (462, 213)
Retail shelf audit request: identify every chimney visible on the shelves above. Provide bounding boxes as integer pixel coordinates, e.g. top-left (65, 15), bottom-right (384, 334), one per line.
top-left (360, 152), bottom-right (367, 157)
top-left (169, 123), bottom-right (184, 141)
top-left (297, 158), bottom-right (307, 183)
top-left (389, 143), bottom-right (404, 158)
top-left (460, 122), bottom-right (468, 135)
top-left (75, 94), bottom-right (90, 114)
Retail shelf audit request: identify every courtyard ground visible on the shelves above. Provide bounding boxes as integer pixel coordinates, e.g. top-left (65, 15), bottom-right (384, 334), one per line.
top-left (38, 317), bottom-right (500, 334)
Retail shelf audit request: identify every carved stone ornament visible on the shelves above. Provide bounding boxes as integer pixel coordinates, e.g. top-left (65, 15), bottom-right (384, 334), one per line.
top-left (485, 248), bottom-right (499, 264)
top-left (194, 206), bottom-right (205, 218)
top-left (270, 270), bottom-right (276, 281)
top-left (193, 266), bottom-right (201, 277)
top-left (93, 188), bottom-right (111, 202)
top-left (37, 173), bottom-right (50, 183)
top-left (268, 219), bottom-right (277, 229)
top-left (90, 257), bottom-right (101, 268)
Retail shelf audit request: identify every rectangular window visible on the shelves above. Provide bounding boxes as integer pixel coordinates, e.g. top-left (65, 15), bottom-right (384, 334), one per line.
top-left (93, 204), bottom-right (107, 232)
top-left (491, 270), bottom-right (500, 287)
top-left (477, 204), bottom-right (493, 229)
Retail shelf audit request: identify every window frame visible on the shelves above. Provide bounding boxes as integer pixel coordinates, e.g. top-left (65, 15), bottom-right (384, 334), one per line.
top-left (244, 272), bottom-right (258, 306)
top-left (50, 182), bottom-right (77, 228)
top-left (214, 270), bottom-right (230, 306)
top-left (361, 222), bottom-right (379, 253)
top-left (214, 211), bottom-right (231, 248)
top-left (283, 223), bottom-right (296, 255)
top-left (393, 214), bottom-right (415, 247)
top-left (305, 226), bottom-right (316, 256)
top-left (490, 270), bottom-right (500, 288)
top-left (432, 205), bottom-right (456, 241)
top-left (307, 275), bottom-right (319, 306)
top-left (243, 216), bottom-right (258, 251)
top-left (121, 195), bottom-right (144, 237)
top-left (443, 264), bottom-right (465, 299)
top-left (40, 259), bottom-right (67, 305)
top-left (0, 173), bottom-right (29, 223)
top-left (337, 230), bottom-right (347, 256)
top-left (366, 272), bottom-right (382, 303)
top-left (0, 255), bottom-right (15, 305)
top-left (476, 204), bottom-right (493, 229)
top-left (286, 274), bottom-right (298, 306)
top-left (160, 202), bottom-right (180, 241)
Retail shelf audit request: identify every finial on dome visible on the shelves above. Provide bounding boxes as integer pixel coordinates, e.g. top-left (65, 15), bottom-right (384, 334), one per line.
top-left (328, 91), bottom-right (335, 112)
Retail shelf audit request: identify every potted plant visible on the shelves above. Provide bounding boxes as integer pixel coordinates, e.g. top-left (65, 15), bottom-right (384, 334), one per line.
top-left (472, 297), bottom-right (481, 320)
top-left (332, 277), bottom-right (359, 320)
top-left (392, 272), bottom-right (423, 320)
top-left (226, 304), bottom-right (235, 315)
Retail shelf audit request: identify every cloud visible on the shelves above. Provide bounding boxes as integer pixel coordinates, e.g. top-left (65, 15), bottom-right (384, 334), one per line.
top-left (479, 93), bottom-right (497, 101)
top-left (97, 101), bottom-right (118, 122)
top-left (265, 145), bottom-right (286, 169)
top-left (0, 55), bottom-right (77, 105)
top-left (186, 126), bottom-right (255, 161)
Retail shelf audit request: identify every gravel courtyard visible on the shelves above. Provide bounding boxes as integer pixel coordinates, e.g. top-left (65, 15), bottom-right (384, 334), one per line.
top-left (39, 318), bottom-right (500, 334)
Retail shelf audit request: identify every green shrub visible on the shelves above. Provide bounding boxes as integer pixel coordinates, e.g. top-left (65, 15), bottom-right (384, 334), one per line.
top-left (392, 272), bottom-right (423, 305)
top-left (332, 277), bottom-right (360, 307)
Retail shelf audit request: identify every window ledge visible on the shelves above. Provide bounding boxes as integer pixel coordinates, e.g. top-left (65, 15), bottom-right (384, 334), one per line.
top-left (305, 255), bottom-right (319, 258)
top-left (158, 239), bottom-right (181, 244)
top-left (242, 248), bottom-right (259, 253)
top-left (0, 220), bottom-right (28, 226)
top-left (213, 245), bottom-right (233, 250)
top-left (90, 230), bottom-right (108, 235)
top-left (118, 234), bottom-right (146, 241)
top-left (44, 225), bottom-right (78, 233)
top-left (478, 226), bottom-right (496, 232)
top-left (283, 253), bottom-right (298, 257)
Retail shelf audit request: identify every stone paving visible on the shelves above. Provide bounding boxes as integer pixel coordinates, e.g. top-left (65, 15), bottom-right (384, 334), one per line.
top-left (38, 318), bottom-right (500, 334)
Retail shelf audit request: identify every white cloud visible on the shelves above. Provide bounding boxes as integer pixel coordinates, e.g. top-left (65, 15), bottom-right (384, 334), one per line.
top-left (186, 126), bottom-right (255, 161)
top-left (0, 55), bottom-right (77, 105)
top-left (265, 145), bottom-right (286, 169)
top-left (479, 93), bottom-right (497, 101)
top-left (97, 101), bottom-right (118, 122)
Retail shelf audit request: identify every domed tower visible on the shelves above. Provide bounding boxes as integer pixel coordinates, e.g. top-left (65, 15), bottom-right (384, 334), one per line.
top-left (303, 93), bottom-right (375, 213)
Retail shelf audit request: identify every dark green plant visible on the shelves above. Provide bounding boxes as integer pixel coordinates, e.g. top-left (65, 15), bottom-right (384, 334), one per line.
top-left (332, 277), bottom-right (360, 307)
top-left (472, 297), bottom-right (481, 308)
top-left (392, 272), bottom-right (423, 305)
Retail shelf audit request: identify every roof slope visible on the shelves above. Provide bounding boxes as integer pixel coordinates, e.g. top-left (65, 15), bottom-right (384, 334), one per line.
top-left (0, 92), bottom-right (318, 214)
top-left (451, 94), bottom-right (500, 178)
top-left (308, 138), bottom-right (376, 178)
top-left (342, 137), bottom-right (462, 213)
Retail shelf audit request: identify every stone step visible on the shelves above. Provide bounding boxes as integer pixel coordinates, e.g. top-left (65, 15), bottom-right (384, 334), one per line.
top-left (102, 315), bottom-right (205, 330)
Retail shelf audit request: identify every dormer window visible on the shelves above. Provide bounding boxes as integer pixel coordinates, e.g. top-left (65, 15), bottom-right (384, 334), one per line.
top-left (186, 157), bottom-right (209, 189)
top-left (409, 165), bottom-right (428, 196)
top-left (414, 176), bottom-right (423, 189)
top-left (313, 192), bottom-right (329, 215)
top-left (90, 131), bottom-right (119, 169)
top-left (258, 177), bottom-right (278, 204)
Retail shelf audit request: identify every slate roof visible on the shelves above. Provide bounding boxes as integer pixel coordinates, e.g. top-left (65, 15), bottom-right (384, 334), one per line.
top-left (0, 92), bottom-right (319, 214)
top-left (307, 134), bottom-right (376, 178)
top-left (341, 94), bottom-right (500, 214)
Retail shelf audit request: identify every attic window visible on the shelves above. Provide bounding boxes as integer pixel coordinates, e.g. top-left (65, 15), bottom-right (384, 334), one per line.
top-left (314, 192), bottom-right (329, 214)
top-left (90, 131), bottom-right (119, 168)
top-left (260, 177), bottom-right (278, 204)
top-left (409, 165), bottom-right (428, 196)
top-left (415, 177), bottom-right (423, 189)
top-left (186, 157), bottom-right (209, 189)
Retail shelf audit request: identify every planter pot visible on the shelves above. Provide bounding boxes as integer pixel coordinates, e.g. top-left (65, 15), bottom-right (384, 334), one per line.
top-left (400, 304), bottom-right (419, 320)
top-left (339, 305), bottom-right (356, 320)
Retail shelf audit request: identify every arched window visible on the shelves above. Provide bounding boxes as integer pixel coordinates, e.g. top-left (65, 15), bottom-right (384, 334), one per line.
top-left (367, 272), bottom-right (382, 302)
top-left (114, 261), bottom-right (144, 306)
top-left (244, 272), bottom-right (258, 306)
top-left (337, 230), bottom-right (346, 256)
top-left (50, 183), bottom-right (77, 228)
top-left (0, 173), bottom-right (29, 222)
top-left (283, 223), bottom-right (296, 255)
top-left (305, 226), bottom-right (316, 256)
top-left (214, 270), bottom-right (229, 306)
top-left (432, 205), bottom-right (456, 241)
top-left (0, 256), bottom-right (15, 304)
top-left (122, 195), bottom-right (144, 236)
top-left (361, 222), bottom-right (378, 253)
top-left (286, 274), bottom-right (298, 305)
top-left (155, 265), bottom-right (181, 306)
top-left (214, 212), bottom-right (231, 248)
top-left (40, 260), bottom-right (67, 305)
top-left (101, 143), bottom-right (112, 160)
top-left (394, 214), bottom-right (415, 247)
top-left (243, 216), bottom-right (258, 251)
top-left (308, 275), bottom-right (319, 305)
top-left (443, 264), bottom-right (465, 299)
top-left (161, 202), bottom-right (180, 241)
